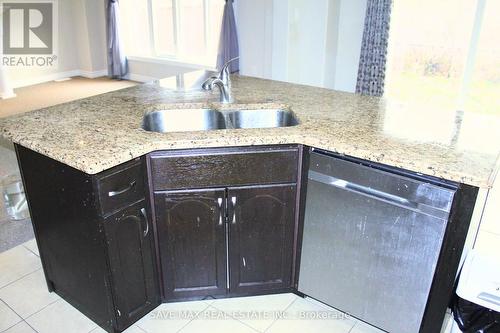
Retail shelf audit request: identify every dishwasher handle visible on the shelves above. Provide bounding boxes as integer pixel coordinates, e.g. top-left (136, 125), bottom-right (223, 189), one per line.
top-left (308, 170), bottom-right (418, 210)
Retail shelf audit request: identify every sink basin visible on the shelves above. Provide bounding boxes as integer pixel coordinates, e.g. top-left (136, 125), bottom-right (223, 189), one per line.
top-left (142, 109), bottom-right (226, 133)
top-left (142, 107), bottom-right (298, 133)
top-left (227, 109), bottom-right (298, 129)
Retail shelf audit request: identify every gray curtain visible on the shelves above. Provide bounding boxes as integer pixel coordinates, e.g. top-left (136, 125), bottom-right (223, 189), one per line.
top-left (216, 0), bottom-right (239, 73)
top-left (107, 0), bottom-right (128, 79)
top-left (355, 0), bottom-right (392, 96)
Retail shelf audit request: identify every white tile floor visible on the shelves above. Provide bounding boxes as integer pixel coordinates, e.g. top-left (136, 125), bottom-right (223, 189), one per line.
top-left (0, 239), bottom-right (384, 333)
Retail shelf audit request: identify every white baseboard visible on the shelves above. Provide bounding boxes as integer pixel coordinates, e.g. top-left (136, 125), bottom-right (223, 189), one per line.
top-left (11, 69), bottom-right (109, 88)
top-left (11, 70), bottom-right (81, 88)
top-left (0, 91), bottom-right (16, 99)
top-left (80, 69), bottom-right (108, 79)
top-left (126, 73), bottom-right (157, 83)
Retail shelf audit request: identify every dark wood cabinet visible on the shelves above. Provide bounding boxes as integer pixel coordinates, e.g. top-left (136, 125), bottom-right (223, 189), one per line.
top-left (16, 145), bottom-right (160, 333)
top-left (150, 146), bottom-right (298, 191)
top-left (155, 189), bottom-right (227, 300)
top-left (104, 200), bottom-right (158, 330)
top-left (17, 144), bottom-right (300, 330)
top-left (15, 142), bottom-right (479, 333)
top-left (228, 185), bottom-right (296, 295)
top-left (149, 146), bottom-right (300, 301)
top-left (155, 185), bottom-right (296, 301)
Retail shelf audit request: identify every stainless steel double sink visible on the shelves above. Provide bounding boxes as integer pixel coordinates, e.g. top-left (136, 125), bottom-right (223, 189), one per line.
top-left (142, 108), bottom-right (298, 133)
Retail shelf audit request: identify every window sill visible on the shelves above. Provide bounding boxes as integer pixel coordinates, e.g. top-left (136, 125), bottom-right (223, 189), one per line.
top-left (127, 56), bottom-right (217, 71)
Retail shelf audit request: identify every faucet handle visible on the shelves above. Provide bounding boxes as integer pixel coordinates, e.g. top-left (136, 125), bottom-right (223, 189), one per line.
top-left (219, 57), bottom-right (239, 85)
top-left (202, 75), bottom-right (218, 90)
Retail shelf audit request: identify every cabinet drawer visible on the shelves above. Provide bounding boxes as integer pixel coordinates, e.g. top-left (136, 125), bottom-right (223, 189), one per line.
top-left (96, 160), bottom-right (145, 216)
top-left (150, 146), bottom-right (299, 190)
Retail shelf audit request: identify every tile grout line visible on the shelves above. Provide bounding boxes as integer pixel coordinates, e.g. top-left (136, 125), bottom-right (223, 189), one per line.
top-left (85, 324), bottom-right (99, 333)
top-left (0, 298), bottom-right (22, 332)
top-left (204, 304), bottom-right (261, 333)
top-left (23, 298), bottom-right (61, 321)
top-left (0, 260), bottom-right (44, 333)
top-left (263, 297), bottom-right (299, 333)
top-left (135, 325), bottom-right (147, 333)
top-left (0, 267), bottom-right (59, 328)
top-left (0, 323), bottom-right (18, 333)
top-left (0, 267), bottom-right (42, 290)
top-left (302, 296), bottom-right (359, 332)
top-left (24, 319), bottom-right (41, 333)
top-left (22, 244), bottom-right (40, 257)
top-left (208, 295), bottom-right (300, 333)
top-left (173, 302), bottom-right (212, 333)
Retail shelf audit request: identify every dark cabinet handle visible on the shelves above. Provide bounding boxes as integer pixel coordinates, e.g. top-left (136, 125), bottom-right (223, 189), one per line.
top-left (140, 208), bottom-right (149, 237)
top-left (108, 180), bottom-right (136, 197)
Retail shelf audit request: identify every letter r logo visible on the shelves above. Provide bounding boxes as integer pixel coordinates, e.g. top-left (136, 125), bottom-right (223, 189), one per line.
top-left (2, 2), bottom-right (53, 54)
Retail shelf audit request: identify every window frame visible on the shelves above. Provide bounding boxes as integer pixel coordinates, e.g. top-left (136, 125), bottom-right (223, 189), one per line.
top-left (385, 0), bottom-right (488, 112)
top-left (456, 0), bottom-right (486, 110)
top-left (139, 0), bottom-right (220, 67)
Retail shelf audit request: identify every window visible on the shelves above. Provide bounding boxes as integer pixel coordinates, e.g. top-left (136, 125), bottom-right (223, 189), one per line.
top-left (385, 0), bottom-right (500, 116)
top-left (464, 0), bottom-right (500, 116)
top-left (119, 0), bottom-right (225, 67)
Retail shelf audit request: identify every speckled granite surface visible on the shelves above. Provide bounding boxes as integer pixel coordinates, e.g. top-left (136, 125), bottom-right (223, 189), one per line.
top-left (1, 75), bottom-right (498, 188)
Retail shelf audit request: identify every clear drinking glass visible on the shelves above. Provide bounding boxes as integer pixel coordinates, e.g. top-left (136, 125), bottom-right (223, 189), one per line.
top-left (2, 174), bottom-right (30, 221)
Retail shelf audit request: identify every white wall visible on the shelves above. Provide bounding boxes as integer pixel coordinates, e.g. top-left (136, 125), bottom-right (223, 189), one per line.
top-left (4, 0), bottom-right (109, 88)
top-left (0, 64), bottom-right (15, 99)
top-left (235, 0), bottom-right (274, 79)
top-left (270, 0), bottom-right (289, 81)
top-left (5, 0), bottom-right (81, 87)
top-left (236, 0), bottom-right (367, 92)
top-left (286, 0), bottom-right (330, 86)
top-left (74, 0), bottom-right (108, 75)
top-left (323, 0), bottom-right (341, 89)
top-left (332, 0), bottom-right (367, 91)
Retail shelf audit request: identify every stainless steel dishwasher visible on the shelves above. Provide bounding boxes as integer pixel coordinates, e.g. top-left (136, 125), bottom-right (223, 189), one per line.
top-left (298, 150), bottom-right (456, 333)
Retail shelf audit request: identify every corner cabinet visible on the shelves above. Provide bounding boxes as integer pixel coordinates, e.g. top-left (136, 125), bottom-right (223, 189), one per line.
top-left (103, 200), bottom-right (158, 328)
top-left (149, 146), bottom-right (300, 301)
top-left (16, 145), bottom-right (160, 333)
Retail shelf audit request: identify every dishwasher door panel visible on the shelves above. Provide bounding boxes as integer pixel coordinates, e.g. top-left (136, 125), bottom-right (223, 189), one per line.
top-left (298, 152), bottom-right (455, 333)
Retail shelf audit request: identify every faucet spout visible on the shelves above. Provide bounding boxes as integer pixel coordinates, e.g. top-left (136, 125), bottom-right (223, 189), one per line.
top-left (209, 78), bottom-right (233, 104)
top-left (202, 57), bottom-right (239, 103)
top-left (218, 57), bottom-right (239, 86)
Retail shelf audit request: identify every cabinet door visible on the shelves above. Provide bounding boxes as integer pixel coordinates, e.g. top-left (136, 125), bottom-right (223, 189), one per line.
top-left (228, 184), bottom-right (296, 294)
top-left (104, 200), bottom-right (159, 330)
top-left (155, 189), bottom-right (227, 300)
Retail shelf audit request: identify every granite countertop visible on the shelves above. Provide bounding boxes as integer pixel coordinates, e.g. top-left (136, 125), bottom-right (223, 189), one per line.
top-left (1, 74), bottom-right (499, 188)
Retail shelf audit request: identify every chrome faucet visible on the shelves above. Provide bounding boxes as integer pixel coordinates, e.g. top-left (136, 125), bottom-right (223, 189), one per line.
top-left (202, 57), bottom-right (239, 103)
